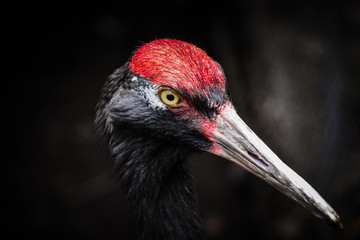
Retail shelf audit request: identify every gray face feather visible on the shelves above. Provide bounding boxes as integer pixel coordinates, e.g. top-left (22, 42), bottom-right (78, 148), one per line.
top-left (95, 65), bottom-right (212, 151)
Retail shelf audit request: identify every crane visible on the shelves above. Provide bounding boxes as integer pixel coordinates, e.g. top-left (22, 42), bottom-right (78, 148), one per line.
top-left (95, 39), bottom-right (342, 239)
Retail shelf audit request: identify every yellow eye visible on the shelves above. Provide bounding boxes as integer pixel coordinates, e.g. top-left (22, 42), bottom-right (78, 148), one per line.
top-left (159, 88), bottom-right (183, 107)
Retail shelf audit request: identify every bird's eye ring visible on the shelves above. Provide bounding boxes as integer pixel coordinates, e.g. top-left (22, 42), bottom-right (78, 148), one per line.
top-left (158, 88), bottom-right (183, 108)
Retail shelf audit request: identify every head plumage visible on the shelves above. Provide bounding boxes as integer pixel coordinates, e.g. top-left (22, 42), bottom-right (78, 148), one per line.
top-left (129, 39), bottom-right (227, 100)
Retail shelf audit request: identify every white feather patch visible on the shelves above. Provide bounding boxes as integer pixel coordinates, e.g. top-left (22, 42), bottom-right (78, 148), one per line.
top-left (139, 85), bottom-right (166, 110)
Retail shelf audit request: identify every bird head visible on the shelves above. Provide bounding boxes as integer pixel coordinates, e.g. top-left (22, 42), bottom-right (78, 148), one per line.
top-left (97, 39), bottom-right (342, 229)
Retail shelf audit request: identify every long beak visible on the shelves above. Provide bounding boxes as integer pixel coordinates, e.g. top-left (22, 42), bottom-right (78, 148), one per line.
top-left (206, 104), bottom-right (343, 229)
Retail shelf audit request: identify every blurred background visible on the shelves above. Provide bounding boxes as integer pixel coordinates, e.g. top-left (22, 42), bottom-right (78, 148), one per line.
top-left (7, 0), bottom-right (360, 239)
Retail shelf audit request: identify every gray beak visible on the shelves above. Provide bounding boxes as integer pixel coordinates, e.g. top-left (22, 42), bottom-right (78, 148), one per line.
top-left (206, 103), bottom-right (343, 229)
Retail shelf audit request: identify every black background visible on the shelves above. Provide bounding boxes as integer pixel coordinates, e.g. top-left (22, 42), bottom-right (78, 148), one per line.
top-left (7, 1), bottom-right (360, 239)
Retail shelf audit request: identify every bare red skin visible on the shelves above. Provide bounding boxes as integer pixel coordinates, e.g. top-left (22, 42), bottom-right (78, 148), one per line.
top-left (129, 39), bottom-right (226, 97)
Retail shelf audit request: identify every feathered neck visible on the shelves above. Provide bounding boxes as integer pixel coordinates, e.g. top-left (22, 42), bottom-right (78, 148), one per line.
top-left (110, 132), bottom-right (204, 240)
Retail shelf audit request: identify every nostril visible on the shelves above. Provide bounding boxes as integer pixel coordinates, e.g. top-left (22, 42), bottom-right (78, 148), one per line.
top-left (247, 150), bottom-right (269, 168)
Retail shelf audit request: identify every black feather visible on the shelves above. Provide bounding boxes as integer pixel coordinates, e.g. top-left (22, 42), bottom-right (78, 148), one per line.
top-left (95, 65), bottom-right (212, 239)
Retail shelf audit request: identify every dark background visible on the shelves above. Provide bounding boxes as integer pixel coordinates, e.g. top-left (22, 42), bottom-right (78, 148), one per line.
top-left (7, 1), bottom-right (360, 239)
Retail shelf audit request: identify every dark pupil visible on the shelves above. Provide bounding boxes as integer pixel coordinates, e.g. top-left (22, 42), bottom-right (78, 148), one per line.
top-left (166, 94), bottom-right (175, 101)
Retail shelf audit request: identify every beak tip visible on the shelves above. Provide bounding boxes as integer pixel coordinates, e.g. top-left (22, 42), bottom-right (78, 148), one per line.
top-left (325, 213), bottom-right (343, 230)
top-left (334, 219), bottom-right (344, 231)
top-left (328, 209), bottom-right (343, 230)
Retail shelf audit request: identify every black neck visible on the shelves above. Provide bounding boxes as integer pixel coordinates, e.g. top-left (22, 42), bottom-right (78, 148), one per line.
top-left (110, 134), bottom-right (204, 240)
